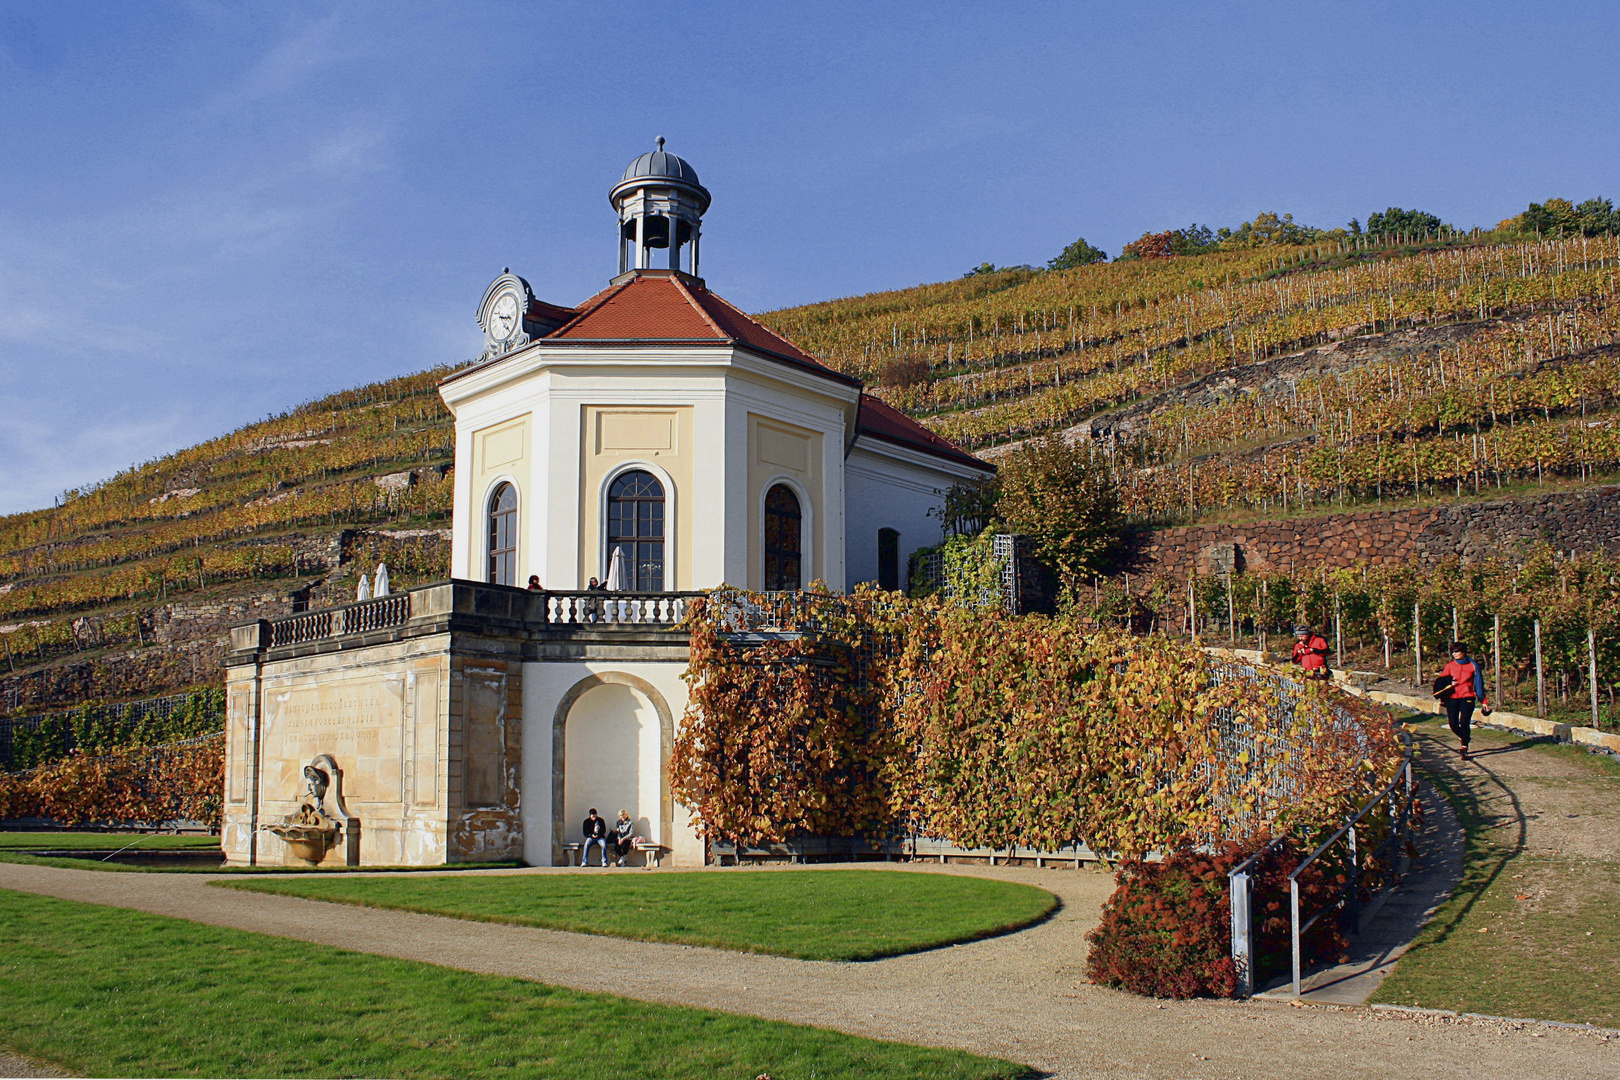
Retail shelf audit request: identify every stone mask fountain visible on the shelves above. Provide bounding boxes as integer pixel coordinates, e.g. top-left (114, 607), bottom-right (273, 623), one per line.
top-left (263, 754), bottom-right (361, 865)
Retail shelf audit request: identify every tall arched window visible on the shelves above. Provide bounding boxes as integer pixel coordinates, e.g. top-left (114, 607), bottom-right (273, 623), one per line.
top-left (877, 528), bottom-right (900, 592)
top-left (487, 482), bottom-right (518, 586)
top-left (607, 470), bottom-right (665, 591)
top-left (763, 484), bottom-right (802, 591)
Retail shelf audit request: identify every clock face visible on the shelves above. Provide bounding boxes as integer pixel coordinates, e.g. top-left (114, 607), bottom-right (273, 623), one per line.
top-left (489, 292), bottom-right (520, 340)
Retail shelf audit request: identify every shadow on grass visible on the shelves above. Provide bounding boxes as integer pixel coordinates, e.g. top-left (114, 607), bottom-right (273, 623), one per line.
top-left (1409, 727), bottom-right (1528, 945)
top-left (870, 894), bottom-right (1065, 963)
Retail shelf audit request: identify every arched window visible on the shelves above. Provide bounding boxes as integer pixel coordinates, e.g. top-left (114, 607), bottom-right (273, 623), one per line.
top-left (763, 484), bottom-right (802, 591)
top-left (487, 482), bottom-right (518, 586)
top-left (607, 470), bottom-right (665, 591)
top-left (878, 528), bottom-right (900, 592)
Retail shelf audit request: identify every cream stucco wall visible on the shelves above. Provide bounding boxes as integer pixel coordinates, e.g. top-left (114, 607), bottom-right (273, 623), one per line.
top-left (465, 416), bottom-right (532, 584)
top-left (578, 405), bottom-right (693, 589)
top-left (746, 413), bottom-right (822, 590)
top-left (441, 343), bottom-right (861, 593)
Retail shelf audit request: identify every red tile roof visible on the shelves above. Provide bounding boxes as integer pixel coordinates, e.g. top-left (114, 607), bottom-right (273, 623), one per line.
top-left (446, 269), bottom-right (988, 471)
top-left (546, 271), bottom-right (859, 386)
top-left (855, 394), bottom-right (993, 472)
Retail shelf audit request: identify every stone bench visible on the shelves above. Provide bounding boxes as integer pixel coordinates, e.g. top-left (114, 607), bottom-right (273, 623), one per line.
top-left (564, 839), bottom-right (668, 867)
top-left (631, 837), bottom-right (671, 869)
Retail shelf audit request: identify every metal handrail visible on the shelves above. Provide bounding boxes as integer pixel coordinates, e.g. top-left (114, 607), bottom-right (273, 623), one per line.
top-left (1286, 728), bottom-right (1415, 996)
top-left (1227, 725), bottom-right (1415, 998)
top-left (1227, 835), bottom-right (1287, 997)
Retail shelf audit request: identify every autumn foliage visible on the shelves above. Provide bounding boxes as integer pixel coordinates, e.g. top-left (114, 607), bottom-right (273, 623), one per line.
top-left (0, 734), bottom-right (223, 829)
top-left (671, 587), bottom-right (1401, 857)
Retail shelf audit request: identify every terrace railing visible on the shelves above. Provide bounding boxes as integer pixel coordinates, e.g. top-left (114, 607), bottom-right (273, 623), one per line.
top-left (541, 592), bottom-right (698, 626)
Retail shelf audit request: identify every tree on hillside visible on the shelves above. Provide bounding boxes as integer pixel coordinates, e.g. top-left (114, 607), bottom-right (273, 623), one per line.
top-left (1216, 211), bottom-right (1323, 248)
top-left (1047, 237), bottom-right (1108, 270)
top-left (995, 432), bottom-right (1127, 589)
top-left (963, 262), bottom-right (1001, 277)
top-left (1365, 207), bottom-right (1446, 236)
top-left (1119, 224), bottom-right (1216, 260)
top-left (1502, 197), bottom-right (1620, 238)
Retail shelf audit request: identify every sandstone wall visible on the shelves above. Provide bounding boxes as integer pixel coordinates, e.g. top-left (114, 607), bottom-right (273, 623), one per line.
top-left (1143, 485), bottom-right (1620, 578)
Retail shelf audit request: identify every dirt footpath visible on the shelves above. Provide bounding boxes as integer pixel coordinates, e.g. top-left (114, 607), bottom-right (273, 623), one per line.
top-left (1, 856), bottom-right (1613, 1080)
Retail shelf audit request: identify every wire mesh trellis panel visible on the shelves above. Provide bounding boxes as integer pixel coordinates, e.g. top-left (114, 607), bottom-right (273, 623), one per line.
top-left (0, 689), bottom-right (227, 771)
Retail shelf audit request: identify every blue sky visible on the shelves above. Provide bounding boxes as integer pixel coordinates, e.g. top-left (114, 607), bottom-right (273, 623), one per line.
top-left (1, 2), bottom-right (1616, 515)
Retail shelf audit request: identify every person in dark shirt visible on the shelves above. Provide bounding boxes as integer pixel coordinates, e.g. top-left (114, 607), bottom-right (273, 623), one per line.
top-left (581, 808), bottom-right (609, 866)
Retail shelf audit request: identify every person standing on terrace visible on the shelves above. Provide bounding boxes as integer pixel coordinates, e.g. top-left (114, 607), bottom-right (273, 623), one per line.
top-left (1291, 626), bottom-right (1331, 679)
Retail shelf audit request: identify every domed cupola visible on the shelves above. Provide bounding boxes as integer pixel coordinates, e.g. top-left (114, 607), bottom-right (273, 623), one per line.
top-left (609, 138), bottom-right (711, 278)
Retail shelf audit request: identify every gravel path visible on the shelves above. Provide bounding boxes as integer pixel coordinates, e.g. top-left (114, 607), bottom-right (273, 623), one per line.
top-left (2, 859), bottom-right (1613, 1079)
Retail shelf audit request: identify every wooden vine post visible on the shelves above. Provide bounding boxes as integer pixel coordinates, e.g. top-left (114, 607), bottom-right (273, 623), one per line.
top-left (1413, 602), bottom-right (1423, 687)
top-left (1493, 614), bottom-right (1502, 704)
top-left (1334, 594), bottom-right (1343, 668)
top-left (1534, 618), bottom-right (1545, 716)
top-left (1226, 573), bottom-right (1235, 643)
top-left (1590, 627), bottom-right (1601, 729)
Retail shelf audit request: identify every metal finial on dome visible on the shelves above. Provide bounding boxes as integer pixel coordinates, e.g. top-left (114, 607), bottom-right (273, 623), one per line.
top-left (656, 136), bottom-right (665, 151)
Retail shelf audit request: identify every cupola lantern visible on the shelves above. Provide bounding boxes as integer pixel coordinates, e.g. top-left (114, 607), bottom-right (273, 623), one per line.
top-left (609, 137), bottom-right (710, 278)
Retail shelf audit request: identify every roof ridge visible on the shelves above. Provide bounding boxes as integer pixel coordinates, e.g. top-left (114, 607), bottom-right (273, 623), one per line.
top-left (700, 289), bottom-right (803, 355)
top-left (668, 274), bottom-right (730, 340)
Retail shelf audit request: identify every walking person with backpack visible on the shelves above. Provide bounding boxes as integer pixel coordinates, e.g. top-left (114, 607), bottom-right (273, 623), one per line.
top-left (1435, 642), bottom-right (1491, 760)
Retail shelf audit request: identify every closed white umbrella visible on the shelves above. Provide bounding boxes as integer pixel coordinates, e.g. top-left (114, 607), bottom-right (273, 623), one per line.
top-left (606, 547), bottom-right (626, 591)
top-left (356, 574), bottom-right (372, 601)
top-left (373, 562), bottom-right (390, 597)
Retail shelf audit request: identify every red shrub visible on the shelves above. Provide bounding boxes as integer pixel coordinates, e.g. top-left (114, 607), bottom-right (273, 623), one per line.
top-left (1085, 840), bottom-right (1348, 998)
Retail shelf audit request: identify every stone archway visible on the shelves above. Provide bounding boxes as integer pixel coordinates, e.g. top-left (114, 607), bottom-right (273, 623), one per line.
top-left (551, 672), bottom-right (674, 865)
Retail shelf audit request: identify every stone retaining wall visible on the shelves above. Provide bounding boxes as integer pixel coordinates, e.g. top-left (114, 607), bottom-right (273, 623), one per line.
top-left (1144, 485), bottom-right (1620, 577)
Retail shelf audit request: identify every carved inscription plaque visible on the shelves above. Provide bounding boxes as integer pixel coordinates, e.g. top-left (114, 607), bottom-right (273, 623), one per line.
top-left (262, 673), bottom-right (406, 807)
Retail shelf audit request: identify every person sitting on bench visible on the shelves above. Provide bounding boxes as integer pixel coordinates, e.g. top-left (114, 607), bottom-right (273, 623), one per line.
top-left (581, 808), bottom-right (609, 866)
top-left (611, 809), bottom-right (636, 867)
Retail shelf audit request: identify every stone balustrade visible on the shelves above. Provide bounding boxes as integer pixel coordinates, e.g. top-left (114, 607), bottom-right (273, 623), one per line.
top-left (236, 581), bottom-right (701, 657)
top-left (542, 591), bottom-right (693, 626)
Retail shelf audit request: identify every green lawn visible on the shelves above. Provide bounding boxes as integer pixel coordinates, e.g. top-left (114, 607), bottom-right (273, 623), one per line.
top-left (0, 831), bottom-right (220, 850)
top-left (0, 888), bottom-right (1030, 1080)
top-left (1372, 719), bottom-right (1620, 1028)
top-left (223, 868), bottom-right (1059, 961)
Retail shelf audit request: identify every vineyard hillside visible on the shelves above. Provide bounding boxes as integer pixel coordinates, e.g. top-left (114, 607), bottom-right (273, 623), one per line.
top-left (4, 231), bottom-right (1619, 718)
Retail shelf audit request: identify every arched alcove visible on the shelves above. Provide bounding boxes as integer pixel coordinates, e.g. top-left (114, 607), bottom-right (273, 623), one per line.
top-left (551, 673), bottom-right (673, 864)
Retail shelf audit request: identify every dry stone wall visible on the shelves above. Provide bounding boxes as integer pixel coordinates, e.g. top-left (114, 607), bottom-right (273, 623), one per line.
top-left (1143, 485), bottom-right (1620, 578)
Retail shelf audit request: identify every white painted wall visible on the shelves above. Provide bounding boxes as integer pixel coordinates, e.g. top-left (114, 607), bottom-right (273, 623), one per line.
top-left (563, 683), bottom-right (660, 858)
top-left (845, 439), bottom-right (986, 590)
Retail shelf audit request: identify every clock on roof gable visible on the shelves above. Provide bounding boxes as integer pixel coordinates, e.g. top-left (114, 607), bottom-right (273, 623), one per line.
top-left (477, 271), bottom-right (535, 360)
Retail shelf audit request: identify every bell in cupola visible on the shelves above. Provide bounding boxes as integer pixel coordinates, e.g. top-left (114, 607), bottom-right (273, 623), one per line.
top-left (609, 137), bottom-right (711, 278)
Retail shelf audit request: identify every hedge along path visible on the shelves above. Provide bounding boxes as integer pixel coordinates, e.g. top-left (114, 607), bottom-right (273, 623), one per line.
top-left (0, 861), bottom-right (1612, 1080)
top-left (671, 588), bottom-right (1403, 860)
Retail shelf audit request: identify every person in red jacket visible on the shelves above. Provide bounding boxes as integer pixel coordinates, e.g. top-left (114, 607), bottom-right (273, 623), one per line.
top-left (1291, 626), bottom-right (1330, 678)
top-left (1436, 642), bottom-right (1490, 760)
